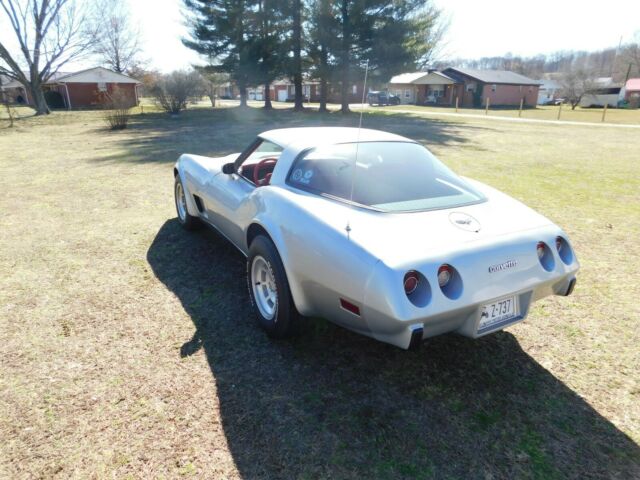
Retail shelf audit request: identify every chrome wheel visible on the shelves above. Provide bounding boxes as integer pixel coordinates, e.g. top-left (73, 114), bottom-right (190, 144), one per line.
top-left (175, 180), bottom-right (187, 221)
top-left (251, 255), bottom-right (278, 320)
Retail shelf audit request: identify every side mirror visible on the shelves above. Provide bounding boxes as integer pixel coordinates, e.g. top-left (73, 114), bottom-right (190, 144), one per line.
top-left (222, 162), bottom-right (236, 174)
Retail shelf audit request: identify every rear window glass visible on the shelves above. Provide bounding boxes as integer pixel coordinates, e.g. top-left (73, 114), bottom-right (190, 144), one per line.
top-left (286, 141), bottom-right (485, 212)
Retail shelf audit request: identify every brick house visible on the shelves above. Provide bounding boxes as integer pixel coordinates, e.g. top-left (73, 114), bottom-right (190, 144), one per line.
top-left (622, 78), bottom-right (640, 108)
top-left (1, 67), bottom-right (140, 109)
top-left (388, 68), bottom-right (540, 108)
top-left (442, 67), bottom-right (540, 107)
top-left (268, 78), bottom-right (366, 104)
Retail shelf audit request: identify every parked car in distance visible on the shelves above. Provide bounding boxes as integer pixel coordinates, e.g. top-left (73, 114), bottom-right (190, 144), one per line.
top-left (367, 91), bottom-right (401, 106)
top-left (173, 127), bottom-right (579, 350)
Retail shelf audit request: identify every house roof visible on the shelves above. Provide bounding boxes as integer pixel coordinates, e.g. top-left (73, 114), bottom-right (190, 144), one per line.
top-left (0, 67), bottom-right (139, 89)
top-left (54, 67), bottom-right (140, 84)
top-left (624, 78), bottom-right (640, 91)
top-left (272, 77), bottom-right (320, 86)
top-left (2, 71), bottom-right (74, 88)
top-left (538, 79), bottom-right (561, 90)
top-left (389, 71), bottom-right (456, 85)
top-left (444, 67), bottom-right (541, 86)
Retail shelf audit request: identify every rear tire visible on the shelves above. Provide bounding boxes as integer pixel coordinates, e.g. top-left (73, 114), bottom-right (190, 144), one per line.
top-left (174, 175), bottom-right (201, 230)
top-left (247, 235), bottom-right (299, 338)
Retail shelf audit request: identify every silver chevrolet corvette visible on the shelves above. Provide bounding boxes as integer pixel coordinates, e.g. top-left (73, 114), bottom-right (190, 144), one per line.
top-left (173, 127), bottom-right (579, 349)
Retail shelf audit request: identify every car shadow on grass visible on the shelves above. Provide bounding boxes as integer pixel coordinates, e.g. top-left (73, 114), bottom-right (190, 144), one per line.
top-left (147, 219), bottom-right (640, 479)
top-left (98, 107), bottom-right (490, 165)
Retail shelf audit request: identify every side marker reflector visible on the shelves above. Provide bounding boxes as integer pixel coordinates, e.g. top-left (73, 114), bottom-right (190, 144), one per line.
top-left (340, 298), bottom-right (361, 316)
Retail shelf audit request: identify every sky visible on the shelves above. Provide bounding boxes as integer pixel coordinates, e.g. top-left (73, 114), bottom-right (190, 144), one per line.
top-left (432, 0), bottom-right (640, 60)
top-left (134, 0), bottom-right (640, 71)
top-left (1, 0), bottom-right (639, 73)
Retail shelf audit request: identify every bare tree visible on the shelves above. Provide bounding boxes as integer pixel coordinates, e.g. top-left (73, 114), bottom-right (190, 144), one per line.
top-left (619, 31), bottom-right (640, 80)
top-left (560, 70), bottom-right (595, 110)
top-left (90, 0), bottom-right (142, 74)
top-left (0, 0), bottom-right (96, 115)
top-left (151, 70), bottom-right (202, 114)
top-left (196, 68), bottom-right (230, 107)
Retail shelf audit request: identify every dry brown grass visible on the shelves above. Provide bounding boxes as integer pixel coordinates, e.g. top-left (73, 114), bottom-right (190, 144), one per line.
top-left (0, 107), bottom-right (638, 479)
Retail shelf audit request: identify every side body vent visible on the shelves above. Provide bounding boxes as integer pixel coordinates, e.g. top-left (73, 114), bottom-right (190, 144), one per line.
top-left (192, 195), bottom-right (205, 213)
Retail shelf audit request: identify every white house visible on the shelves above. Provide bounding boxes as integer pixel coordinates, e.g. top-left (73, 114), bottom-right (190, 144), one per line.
top-left (537, 79), bottom-right (561, 105)
top-left (388, 71), bottom-right (457, 105)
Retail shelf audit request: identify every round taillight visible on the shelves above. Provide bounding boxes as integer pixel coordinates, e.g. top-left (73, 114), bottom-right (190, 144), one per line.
top-left (437, 264), bottom-right (452, 287)
top-left (555, 236), bottom-right (574, 265)
top-left (404, 271), bottom-right (419, 295)
top-left (536, 242), bottom-right (546, 259)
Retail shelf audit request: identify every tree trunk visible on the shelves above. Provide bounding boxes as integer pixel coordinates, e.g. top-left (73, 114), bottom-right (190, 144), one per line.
top-left (30, 79), bottom-right (50, 115)
top-left (339, 0), bottom-right (350, 114)
top-left (318, 42), bottom-right (328, 112)
top-left (239, 83), bottom-right (248, 107)
top-left (319, 77), bottom-right (328, 112)
top-left (263, 82), bottom-right (272, 109)
top-left (292, 0), bottom-right (304, 111)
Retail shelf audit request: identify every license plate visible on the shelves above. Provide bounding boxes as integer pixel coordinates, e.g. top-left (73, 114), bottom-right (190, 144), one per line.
top-left (478, 295), bottom-right (518, 332)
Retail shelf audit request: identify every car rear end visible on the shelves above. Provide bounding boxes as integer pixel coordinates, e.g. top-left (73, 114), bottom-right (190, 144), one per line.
top-left (361, 225), bottom-right (579, 349)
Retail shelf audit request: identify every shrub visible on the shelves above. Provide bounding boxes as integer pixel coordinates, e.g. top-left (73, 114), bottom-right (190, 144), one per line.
top-left (2, 98), bottom-right (18, 127)
top-left (150, 70), bottom-right (202, 114)
top-left (103, 86), bottom-right (132, 130)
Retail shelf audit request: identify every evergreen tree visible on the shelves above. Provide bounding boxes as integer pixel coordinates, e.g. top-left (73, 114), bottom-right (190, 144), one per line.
top-left (334, 0), bottom-right (444, 113)
top-left (308, 0), bottom-right (339, 112)
top-left (252, 0), bottom-right (288, 109)
top-left (183, 0), bottom-right (259, 107)
top-left (289, 0), bottom-right (305, 110)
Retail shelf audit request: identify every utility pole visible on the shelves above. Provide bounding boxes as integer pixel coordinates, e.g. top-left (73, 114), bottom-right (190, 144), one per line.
top-left (624, 63), bottom-right (632, 83)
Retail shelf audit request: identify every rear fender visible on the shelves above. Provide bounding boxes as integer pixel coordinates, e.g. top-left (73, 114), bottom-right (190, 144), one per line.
top-left (247, 215), bottom-right (312, 316)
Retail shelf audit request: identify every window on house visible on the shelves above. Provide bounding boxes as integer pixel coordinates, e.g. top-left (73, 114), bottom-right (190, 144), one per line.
top-left (404, 89), bottom-right (411, 98)
top-left (491, 84), bottom-right (497, 92)
top-left (519, 85), bottom-right (523, 93)
top-left (98, 82), bottom-right (107, 92)
top-left (352, 85), bottom-right (357, 94)
top-left (466, 83), bottom-right (475, 92)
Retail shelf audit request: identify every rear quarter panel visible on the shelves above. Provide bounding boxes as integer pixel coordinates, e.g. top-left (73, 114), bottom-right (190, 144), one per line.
top-left (251, 187), bottom-right (379, 333)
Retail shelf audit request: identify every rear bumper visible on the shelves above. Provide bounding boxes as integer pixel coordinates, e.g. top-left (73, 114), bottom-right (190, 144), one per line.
top-left (362, 272), bottom-right (577, 350)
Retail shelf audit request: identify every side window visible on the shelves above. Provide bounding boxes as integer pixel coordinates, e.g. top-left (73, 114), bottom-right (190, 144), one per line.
top-left (491, 84), bottom-right (497, 92)
top-left (237, 138), bottom-right (284, 184)
top-left (243, 139), bottom-right (283, 165)
top-left (287, 144), bottom-right (357, 199)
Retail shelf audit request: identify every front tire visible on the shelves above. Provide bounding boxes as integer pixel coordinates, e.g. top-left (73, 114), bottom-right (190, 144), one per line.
top-left (174, 175), bottom-right (200, 230)
top-left (247, 235), bottom-right (299, 338)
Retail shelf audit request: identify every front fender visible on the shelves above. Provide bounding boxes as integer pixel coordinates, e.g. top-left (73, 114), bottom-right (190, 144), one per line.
top-left (175, 156), bottom-right (201, 217)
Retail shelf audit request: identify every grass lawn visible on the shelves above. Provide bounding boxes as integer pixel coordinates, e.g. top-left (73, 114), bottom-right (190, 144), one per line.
top-left (375, 103), bottom-right (640, 125)
top-left (1, 105), bottom-right (639, 479)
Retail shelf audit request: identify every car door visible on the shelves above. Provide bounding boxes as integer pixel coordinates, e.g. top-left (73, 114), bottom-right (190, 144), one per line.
top-left (202, 138), bottom-right (283, 250)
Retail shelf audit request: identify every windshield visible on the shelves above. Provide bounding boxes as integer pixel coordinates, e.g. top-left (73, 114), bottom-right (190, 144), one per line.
top-left (286, 141), bottom-right (486, 212)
